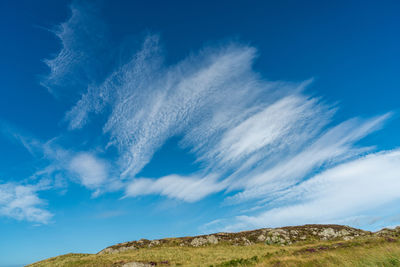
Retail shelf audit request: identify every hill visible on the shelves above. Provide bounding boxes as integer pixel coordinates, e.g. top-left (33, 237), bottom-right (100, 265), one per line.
top-left (28, 224), bottom-right (400, 266)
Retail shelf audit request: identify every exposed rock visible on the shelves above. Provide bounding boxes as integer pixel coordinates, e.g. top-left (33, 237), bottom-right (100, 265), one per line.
top-left (191, 237), bottom-right (208, 247)
top-left (148, 240), bottom-right (160, 247)
top-left (265, 229), bottom-right (291, 245)
top-left (257, 234), bottom-right (266, 242)
top-left (339, 229), bottom-right (350, 236)
top-left (207, 235), bottom-right (219, 244)
top-left (242, 237), bottom-right (253, 246)
top-left (375, 227), bottom-right (400, 237)
top-left (318, 227), bottom-right (357, 240)
top-left (319, 228), bottom-right (338, 239)
top-left (290, 230), bottom-right (299, 236)
top-left (187, 234), bottom-right (220, 247)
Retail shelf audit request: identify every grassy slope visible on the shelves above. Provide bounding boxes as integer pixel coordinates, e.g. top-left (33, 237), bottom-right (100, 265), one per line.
top-left (28, 236), bottom-right (400, 267)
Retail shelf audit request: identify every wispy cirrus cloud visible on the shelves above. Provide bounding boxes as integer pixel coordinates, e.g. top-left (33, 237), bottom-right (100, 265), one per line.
top-left (41, 2), bottom-right (111, 99)
top-left (226, 113), bottom-right (392, 203)
top-left (125, 174), bottom-right (225, 203)
top-left (63, 30), bottom-right (393, 210)
top-left (68, 36), bottom-right (267, 179)
top-left (65, 34), bottom-right (333, 183)
top-left (218, 149), bottom-right (400, 232)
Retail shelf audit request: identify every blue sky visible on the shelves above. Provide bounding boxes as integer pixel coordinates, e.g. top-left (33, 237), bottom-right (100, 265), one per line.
top-left (0, 0), bottom-right (400, 266)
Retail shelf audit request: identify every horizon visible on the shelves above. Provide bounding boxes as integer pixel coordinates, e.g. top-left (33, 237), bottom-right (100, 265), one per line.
top-left (0, 0), bottom-right (400, 266)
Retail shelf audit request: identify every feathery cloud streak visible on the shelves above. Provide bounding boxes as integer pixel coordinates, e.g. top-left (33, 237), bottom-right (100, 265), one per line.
top-left (220, 149), bottom-right (400, 231)
top-left (63, 29), bottom-right (392, 206)
top-left (42, 2), bottom-right (111, 99)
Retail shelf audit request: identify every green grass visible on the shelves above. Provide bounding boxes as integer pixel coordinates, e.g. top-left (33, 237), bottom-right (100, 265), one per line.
top-left (28, 236), bottom-right (400, 267)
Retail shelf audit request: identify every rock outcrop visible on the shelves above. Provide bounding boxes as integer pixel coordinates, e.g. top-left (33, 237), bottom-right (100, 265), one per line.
top-left (98, 224), bottom-right (400, 255)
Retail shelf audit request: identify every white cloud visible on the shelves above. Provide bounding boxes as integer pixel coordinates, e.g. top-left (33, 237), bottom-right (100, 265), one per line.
top-left (227, 113), bottom-right (392, 203)
top-left (65, 35), bottom-right (334, 185)
top-left (1, 129), bottom-right (116, 196)
top-left (199, 93), bottom-right (333, 175)
top-left (103, 40), bottom-right (265, 178)
top-left (36, 140), bottom-right (116, 194)
top-left (211, 95), bottom-right (320, 163)
top-left (68, 153), bottom-right (108, 189)
top-left (0, 182), bottom-right (53, 224)
top-left (220, 149), bottom-right (400, 231)
top-left (125, 174), bottom-right (225, 202)
top-left (42, 145), bottom-right (120, 197)
top-left (61, 32), bottom-right (394, 207)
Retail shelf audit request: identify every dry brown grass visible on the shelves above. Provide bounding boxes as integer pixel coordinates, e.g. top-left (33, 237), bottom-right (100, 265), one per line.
top-left (28, 236), bottom-right (400, 267)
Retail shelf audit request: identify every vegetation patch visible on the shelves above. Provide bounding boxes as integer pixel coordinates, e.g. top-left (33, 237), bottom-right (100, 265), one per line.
top-left (28, 225), bottom-right (400, 267)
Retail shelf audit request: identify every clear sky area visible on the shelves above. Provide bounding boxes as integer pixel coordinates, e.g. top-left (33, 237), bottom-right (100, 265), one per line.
top-left (0, 0), bottom-right (399, 266)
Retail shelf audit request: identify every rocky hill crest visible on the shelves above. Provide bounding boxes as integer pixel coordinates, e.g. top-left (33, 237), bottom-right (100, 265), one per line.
top-left (98, 224), bottom-right (400, 255)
